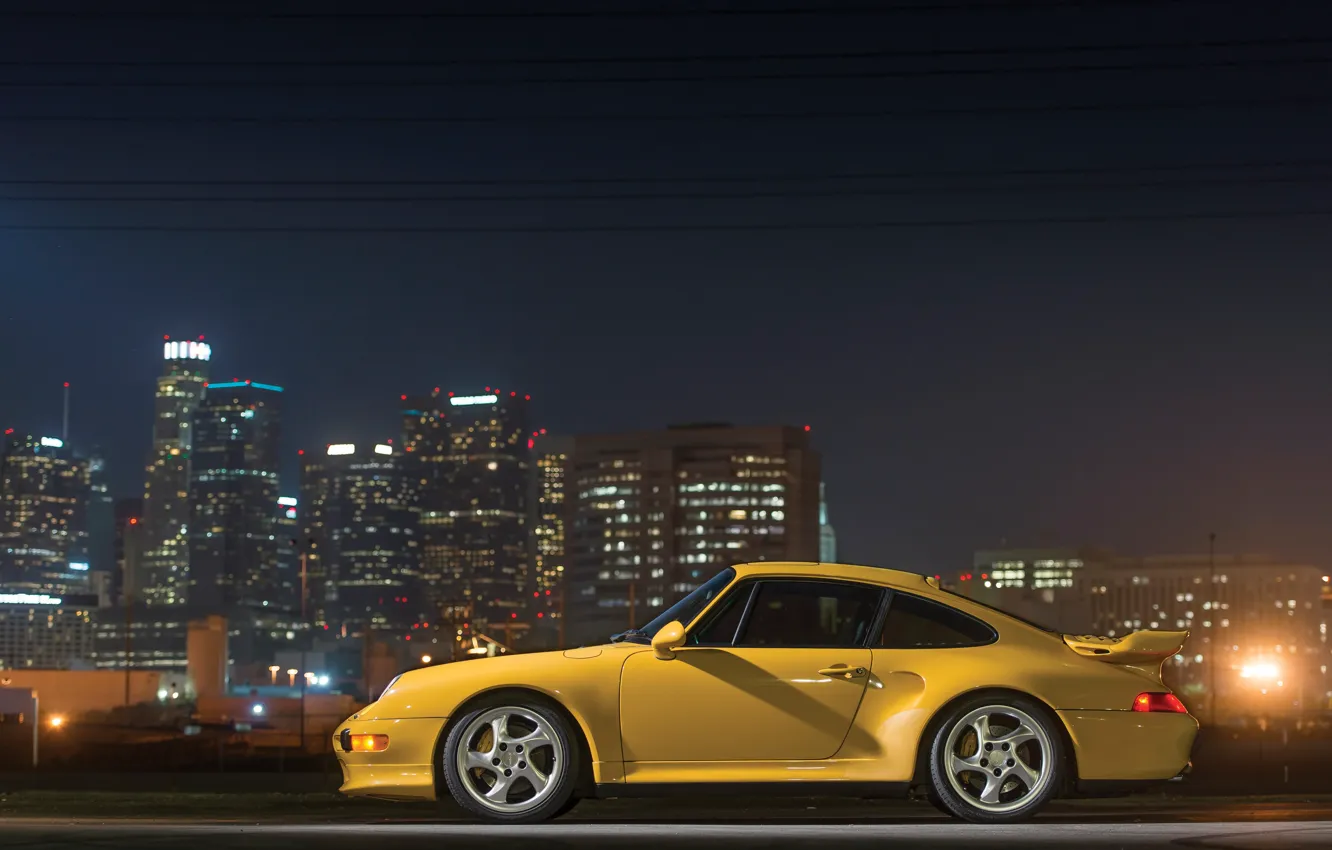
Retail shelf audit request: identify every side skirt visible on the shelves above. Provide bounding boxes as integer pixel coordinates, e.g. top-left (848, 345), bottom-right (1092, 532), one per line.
top-left (594, 781), bottom-right (912, 800)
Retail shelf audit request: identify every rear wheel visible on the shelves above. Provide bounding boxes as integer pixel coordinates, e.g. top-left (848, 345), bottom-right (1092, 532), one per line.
top-left (927, 696), bottom-right (1063, 824)
top-left (442, 701), bottom-right (580, 824)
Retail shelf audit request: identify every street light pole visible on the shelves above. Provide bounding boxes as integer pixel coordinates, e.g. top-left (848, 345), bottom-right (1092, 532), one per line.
top-left (1208, 532), bottom-right (1217, 725)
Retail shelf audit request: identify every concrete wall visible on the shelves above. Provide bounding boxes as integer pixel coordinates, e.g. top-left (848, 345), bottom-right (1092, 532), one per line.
top-left (0, 670), bottom-right (162, 718)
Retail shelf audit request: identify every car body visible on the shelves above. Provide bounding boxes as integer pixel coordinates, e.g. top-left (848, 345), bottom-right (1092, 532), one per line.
top-left (334, 561), bottom-right (1197, 823)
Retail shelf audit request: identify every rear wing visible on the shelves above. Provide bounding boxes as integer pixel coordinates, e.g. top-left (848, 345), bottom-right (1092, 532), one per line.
top-left (1062, 630), bottom-right (1188, 685)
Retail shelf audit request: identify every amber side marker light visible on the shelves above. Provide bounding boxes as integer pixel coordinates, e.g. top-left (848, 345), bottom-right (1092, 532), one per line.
top-left (349, 734), bottom-right (390, 752)
top-left (1133, 692), bottom-right (1189, 713)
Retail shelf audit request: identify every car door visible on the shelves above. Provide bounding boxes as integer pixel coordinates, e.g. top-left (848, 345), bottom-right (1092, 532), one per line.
top-left (619, 578), bottom-right (886, 763)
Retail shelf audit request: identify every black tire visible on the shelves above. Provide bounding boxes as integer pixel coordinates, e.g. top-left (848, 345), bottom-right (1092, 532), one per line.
top-left (927, 694), bottom-right (1064, 824)
top-left (441, 698), bottom-right (581, 824)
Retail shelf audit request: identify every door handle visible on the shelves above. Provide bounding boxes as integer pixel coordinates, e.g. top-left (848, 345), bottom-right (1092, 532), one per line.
top-left (818, 666), bottom-right (868, 679)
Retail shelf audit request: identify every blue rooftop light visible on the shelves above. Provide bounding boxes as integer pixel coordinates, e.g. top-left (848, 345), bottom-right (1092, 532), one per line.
top-left (208, 381), bottom-right (284, 392)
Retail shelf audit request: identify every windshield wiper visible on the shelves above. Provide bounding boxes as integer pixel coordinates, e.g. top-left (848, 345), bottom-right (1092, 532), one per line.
top-left (609, 628), bottom-right (650, 645)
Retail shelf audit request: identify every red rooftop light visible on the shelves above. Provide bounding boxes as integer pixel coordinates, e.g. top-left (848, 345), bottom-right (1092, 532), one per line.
top-left (524, 394), bottom-right (531, 400)
top-left (400, 394), bottom-right (407, 401)
top-left (163, 334), bottom-right (170, 340)
top-left (804, 425), bottom-right (811, 431)
top-left (198, 335), bottom-right (205, 340)
top-left (297, 449), bottom-right (305, 455)
top-left (63, 382), bottom-right (69, 388)
top-left (510, 391), bottom-right (516, 397)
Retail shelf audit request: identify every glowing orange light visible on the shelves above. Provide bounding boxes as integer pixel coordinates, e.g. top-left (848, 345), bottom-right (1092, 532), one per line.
top-left (349, 734), bottom-right (389, 753)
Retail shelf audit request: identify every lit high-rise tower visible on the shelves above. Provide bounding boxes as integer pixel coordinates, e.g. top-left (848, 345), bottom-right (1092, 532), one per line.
top-left (188, 380), bottom-right (286, 614)
top-left (401, 388), bottom-right (531, 637)
top-left (139, 336), bottom-right (211, 607)
top-left (0, 432), bottom-right (90, 595)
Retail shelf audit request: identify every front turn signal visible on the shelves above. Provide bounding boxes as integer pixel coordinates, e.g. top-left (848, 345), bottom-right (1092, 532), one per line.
top-left (349, 734), bottom-right (390, 752)
top-left (1132, 692), bottom-right (1188, 713)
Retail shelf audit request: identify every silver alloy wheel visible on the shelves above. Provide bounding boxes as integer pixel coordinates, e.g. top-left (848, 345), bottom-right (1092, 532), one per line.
top-left (454, 706), bottom-right (565, 814)
top-left (942, 704), bottom-right (1053, 814)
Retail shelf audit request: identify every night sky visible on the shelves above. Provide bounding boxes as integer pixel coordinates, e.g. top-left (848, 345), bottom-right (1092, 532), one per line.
top-left (3, 1), bottom-right (1332, 571)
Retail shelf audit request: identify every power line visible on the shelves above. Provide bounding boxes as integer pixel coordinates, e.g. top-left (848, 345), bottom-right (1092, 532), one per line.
top-left (2, 95), bottom-right (1327, 123)
top-left (7, 158), bottom-right (1330, 187)
top-left (6, 35), bottom-right (1327, 67)
top-left (7, 54), bottom-right (1329, 87)
top-left (7, 174), bottom-right (1332, 202)
top-left (0, 1), bottom-right (1217, 21)
top-left (1, 208), bottom-right (1328, 233)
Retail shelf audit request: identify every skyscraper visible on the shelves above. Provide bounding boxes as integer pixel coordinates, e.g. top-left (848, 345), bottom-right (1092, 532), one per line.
top-left (85, 452), bottom-right (115, 592)
top-left (819, 481), bottom-right (838, 563)
top-left (299, 442), bottom-right (425, 635)
top-left (187, 379), bottom-right (287, 614)
top-left (401, 389), bottom-right (531, 636)
top-left (0, 432), bottom-right (90, 595)
top-left (529, 434), bottom-right (571, 641)
top-left (139, 336), bottom-right (210, 607)
top-left (564, 423), bottom-right (821, 645)
top-left (112, 496), bottom-right (143, 605)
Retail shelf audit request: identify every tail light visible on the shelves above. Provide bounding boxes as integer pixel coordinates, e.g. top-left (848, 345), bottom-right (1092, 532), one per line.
top-left (1133, 692), bottom-right (1188, 713)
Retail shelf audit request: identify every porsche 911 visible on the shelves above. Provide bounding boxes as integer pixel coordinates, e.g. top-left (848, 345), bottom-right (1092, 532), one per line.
top-left (334, 561), bottom-right (1197, 823)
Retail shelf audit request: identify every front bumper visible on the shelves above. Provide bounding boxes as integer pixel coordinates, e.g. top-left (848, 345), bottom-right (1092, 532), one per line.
top-left (332, 716), bottom-right (447, 801)
top-left (1058, 709), bottom-right (1198, 782)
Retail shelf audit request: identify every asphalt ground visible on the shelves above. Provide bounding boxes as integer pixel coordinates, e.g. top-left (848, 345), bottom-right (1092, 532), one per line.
top-left (2, 795), bottom-right (1332, 849)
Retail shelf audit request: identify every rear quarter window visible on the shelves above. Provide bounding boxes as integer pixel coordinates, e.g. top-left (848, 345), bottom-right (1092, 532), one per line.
top-left (878, 592), bottom-right (997, 649)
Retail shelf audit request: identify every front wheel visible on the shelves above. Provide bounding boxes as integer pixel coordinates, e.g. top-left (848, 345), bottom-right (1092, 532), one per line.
top-left (442, 701), bottom-right (580, 824)
top-left (927, 696), bottom-right (1064, 824)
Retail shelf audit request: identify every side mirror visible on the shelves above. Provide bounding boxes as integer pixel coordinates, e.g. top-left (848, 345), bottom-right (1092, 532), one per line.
top-left (651, 621), bottom-right (686, 660)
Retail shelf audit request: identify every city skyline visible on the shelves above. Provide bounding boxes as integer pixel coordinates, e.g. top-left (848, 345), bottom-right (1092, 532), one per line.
top-left (5, 2), bottom-right (1332, 574)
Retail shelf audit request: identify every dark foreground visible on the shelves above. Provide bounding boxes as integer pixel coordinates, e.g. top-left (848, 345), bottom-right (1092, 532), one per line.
top-left (3, 796), bottom-right (1332, 849)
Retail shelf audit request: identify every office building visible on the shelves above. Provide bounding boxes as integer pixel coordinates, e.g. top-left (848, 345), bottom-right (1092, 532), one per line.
top-left (0, 592), bottom-right (97, 670)
top-left (819, 482), bottom-right (837, 562)
top-left (112, 497), bottom-right (143, 605)
top-left (300, 442), bottom-right (426, 635)
top-left (529, 435), bottom-right (571, 643)
top-left (401, 389), bottom-right (531, 637)
top-left (0, 433), bottom-right (90, 596)
top-left (532, 435), bottom-right (570, 595)
top-left (564, 423), bottom-right (821, 646)
top-left (85, 452), bottom-right (114, 595)
top-left (187, 380), bottom-right (289, 614)
top-left (139, 336), bottom-right (211, 607)
top-left (1082, 554), bottom-right (1329, 720)
top-left (953, 547), bottom-right (1107, 633)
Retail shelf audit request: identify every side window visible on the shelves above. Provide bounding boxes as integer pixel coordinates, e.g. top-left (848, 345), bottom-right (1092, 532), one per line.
top-left (689, 584), bottom-right (754, 646)
top-left (878, 593), bottom-right (996, 649)
top-left (736, 580), bottom-right (884, 648)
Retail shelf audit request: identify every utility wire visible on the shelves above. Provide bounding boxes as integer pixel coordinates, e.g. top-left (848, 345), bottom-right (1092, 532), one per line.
top-left (2, 94), bottom-right (1327, 123)
top-left (0, 1), bottom-right (1221, 21)
top-left (6, 54), bottom-right (1329, 86)
top-left (2, 209), bottom-right (1329, 233)
top-left (7, 174), bottom-right (1332, 202)
top-left (6, 158), bottom-right (1330, 187)
top-left (6, 36), bottom-right (1328, 67)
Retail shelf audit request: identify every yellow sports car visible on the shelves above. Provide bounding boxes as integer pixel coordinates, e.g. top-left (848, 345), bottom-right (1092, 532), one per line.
top-left (334, 562), bottom-right (1197, 824)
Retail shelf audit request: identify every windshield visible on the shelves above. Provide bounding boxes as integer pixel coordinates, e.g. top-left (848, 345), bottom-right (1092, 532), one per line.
top-left (635, 567), bottom-right (737, 639)
top-left (941, 588), bottom-right (1060, 635)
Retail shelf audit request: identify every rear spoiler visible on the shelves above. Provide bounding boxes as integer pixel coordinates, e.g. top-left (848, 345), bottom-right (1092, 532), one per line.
top-left (1062, 630), bottom-right (1188, 685)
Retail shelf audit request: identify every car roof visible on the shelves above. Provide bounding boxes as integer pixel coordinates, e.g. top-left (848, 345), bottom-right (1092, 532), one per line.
top-left (730, 561), bottom-right (939, 594)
